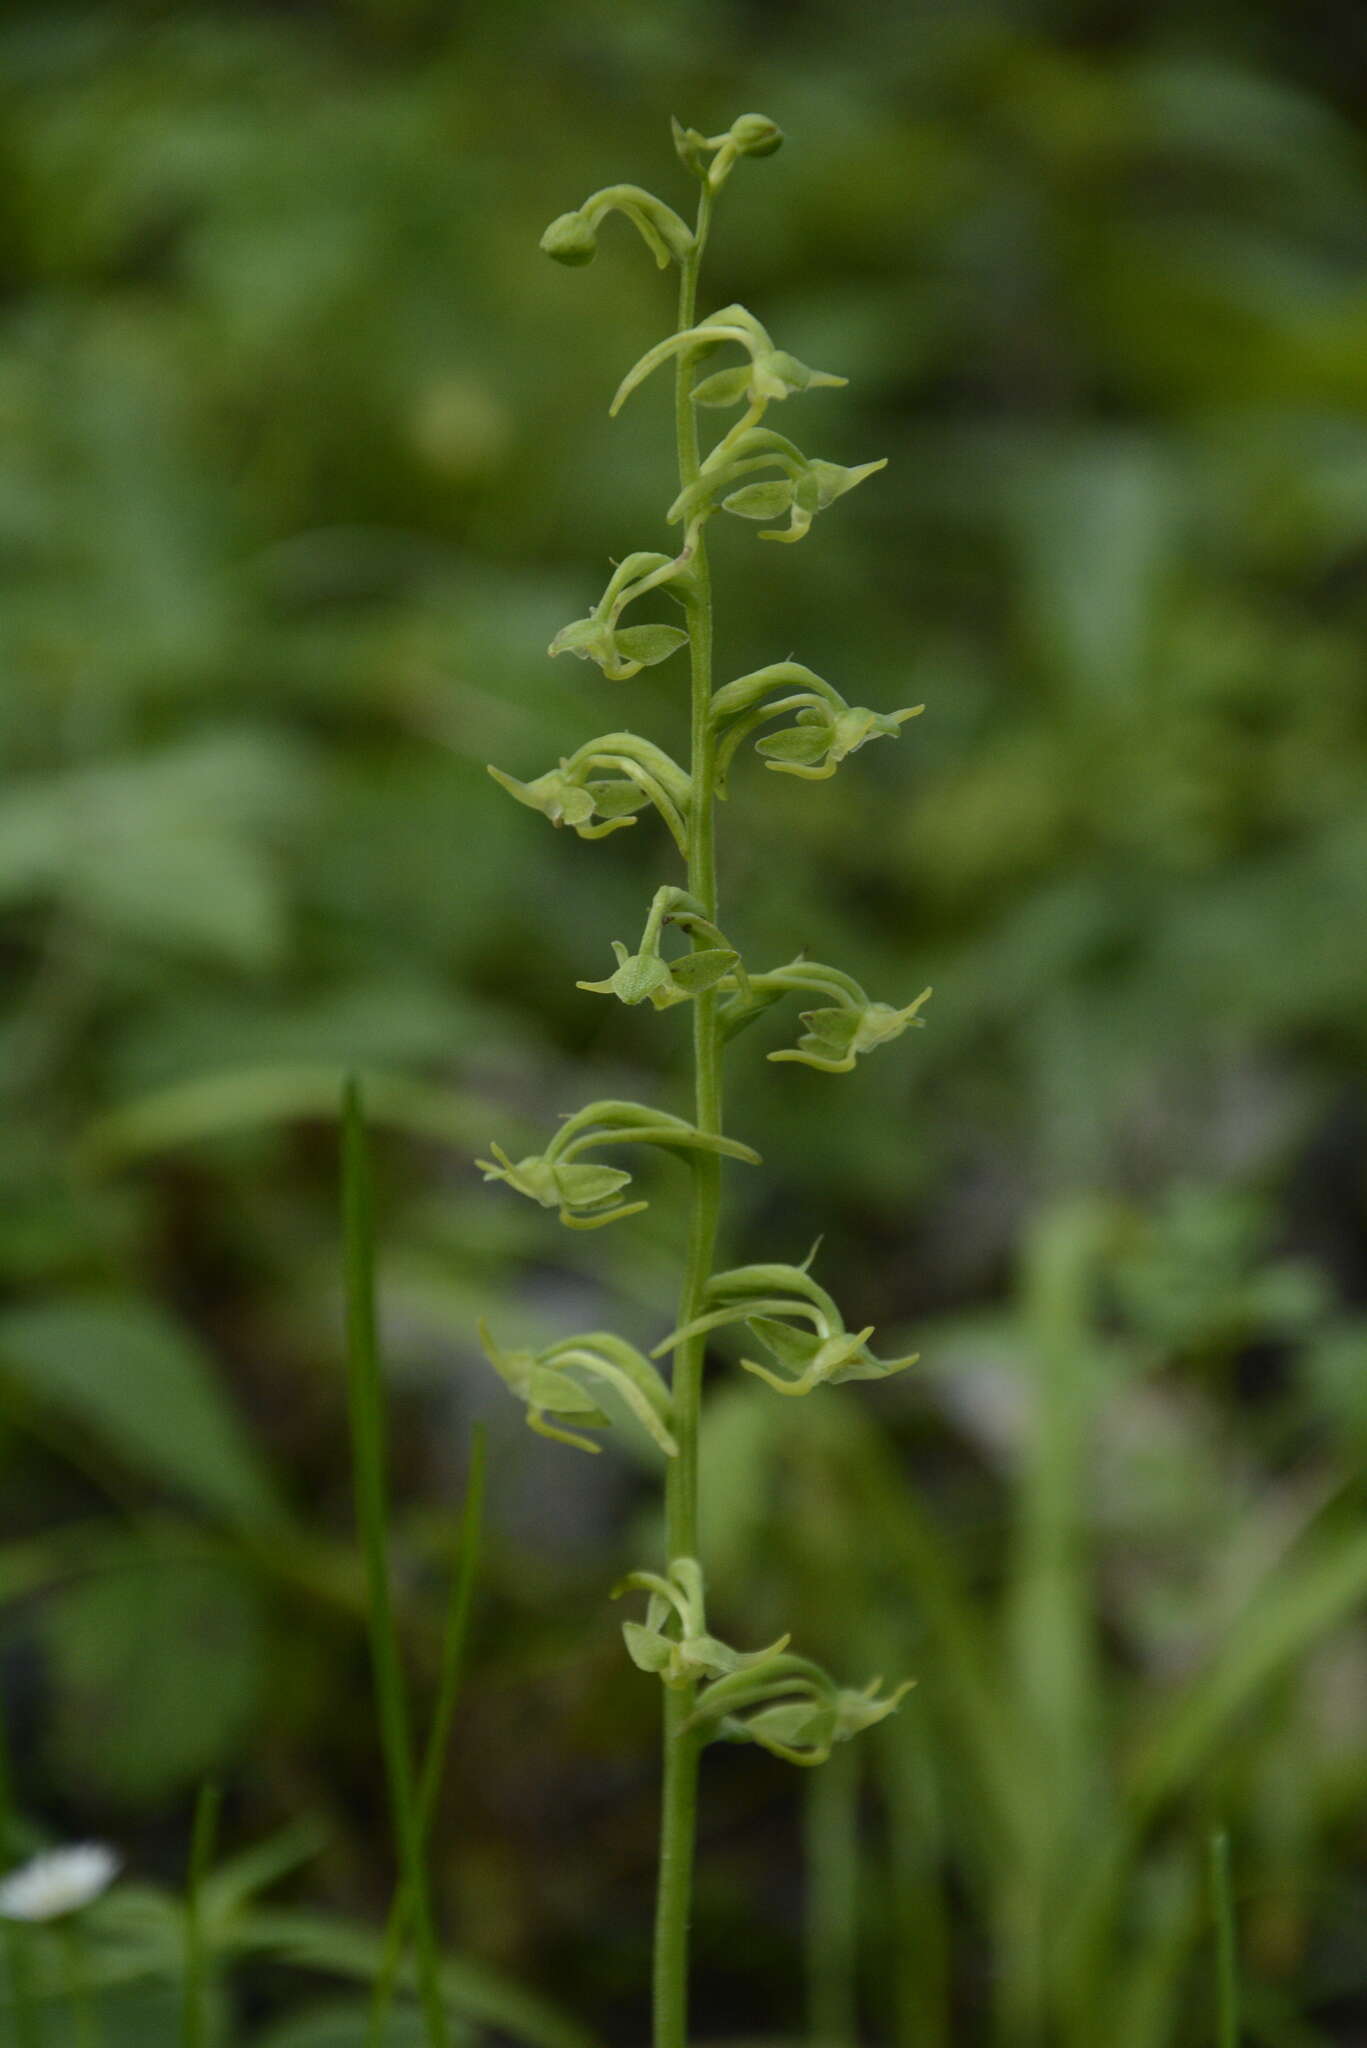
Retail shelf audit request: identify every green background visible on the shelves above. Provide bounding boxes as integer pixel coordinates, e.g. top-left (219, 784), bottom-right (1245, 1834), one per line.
top-left (2, 2), bottom-right (1366, 2042)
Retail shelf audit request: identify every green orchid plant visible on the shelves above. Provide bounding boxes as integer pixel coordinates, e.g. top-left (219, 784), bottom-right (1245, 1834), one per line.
top-left (479, 112), bottom-right (931, 2048)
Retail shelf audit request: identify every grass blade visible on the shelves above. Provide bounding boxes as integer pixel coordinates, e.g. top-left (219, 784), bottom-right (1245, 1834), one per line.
top-left (183, 1782), bottom-right (221, 2048)
top-left (369, 1426), bottom-right (487, 2043)
top-left (1209, 1830), bottom-right (1239, 2048)
top-left (341, 1077), bottom-right (449, 2048)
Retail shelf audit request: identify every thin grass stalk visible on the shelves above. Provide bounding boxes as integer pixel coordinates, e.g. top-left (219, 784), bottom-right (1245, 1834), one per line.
top-left (1209, 1830), bottom-right (1239, 2048)
top-left (806, 1741), bottom-right (860, 2048)
top-left (182, 1781), bottom-right (221, 2048)
top-left (341, 1077), bottom-right (449, 2048)
top-left (368, 1427), bottom-right (487, 2046)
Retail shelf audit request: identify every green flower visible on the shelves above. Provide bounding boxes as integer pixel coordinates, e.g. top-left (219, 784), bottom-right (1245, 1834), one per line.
top-left (578, 940), bottom-right (736, 1010)
top-left (739, 1315), bottom-right (917, 1397)
top-left (487, 733), bottom-right (691, 855)
top-left (549, 613), bottom-right (689, 682)
top-left (577, 886), bottom-right (743, 1010)
top-left (613, 305), bottom-right (844, 420)
top-left (723, 456), bottom-right (887, 544)
top-left (477, 1101), bottom-right (760, 1233)
top-left (755, 701), bottom-right (923, 780)
top-left (486, 763), bottom-right (641, 839)
top-left (616, 1558), bottom-right (788, 1688)
top-left (549, 550), bottom-right (691, 681)
top-left (685, 1645), bottom-right (914, 1767)
top-left (478, 1320), bottom-right (676, 1456)
top-left (654, 1247), bottom-right (917, 1401)
top-left (726, 1677), bottom-right (914, 1766)
top-left (770, 987), bottom-right (933, 1074)
top-left (475, 1142), bottom-right (642, 1230)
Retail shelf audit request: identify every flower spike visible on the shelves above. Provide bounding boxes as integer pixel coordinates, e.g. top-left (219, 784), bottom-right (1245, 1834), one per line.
top-left (498, 119), bottom-right (923, 2048)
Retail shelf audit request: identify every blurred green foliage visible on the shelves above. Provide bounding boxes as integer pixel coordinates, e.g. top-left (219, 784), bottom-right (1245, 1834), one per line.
top-left (2, 1), bottom-right (1366, 2042)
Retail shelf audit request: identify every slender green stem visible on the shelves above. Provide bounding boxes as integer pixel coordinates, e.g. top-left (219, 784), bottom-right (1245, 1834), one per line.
top-left (342, 1079), bottom-right (450, 2048)
top-left (182, 1781), bottom-right (221, 2048)
top-left (806, 1742), bottom-right (859, 2048)
top-left (653, 179), bottom-right (718, 2048)
top-left (61, 1925), bottom-right (99, 2048)
top-left (368, 1427), bottom-right (486, 2047)
top-left (1208, 1829), bottom-right (1239, 2048)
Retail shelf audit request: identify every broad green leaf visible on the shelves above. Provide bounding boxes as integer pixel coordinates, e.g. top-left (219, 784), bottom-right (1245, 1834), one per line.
top-left (0, 1297), bottom-right (281, 1528)
top-left (234, 1910), bottom-right (600, 2048)
top-left (257, 2006), bottom-right (433, 2048)
top-left (84, 1064), bottom-right (489, 1168)
top-left (41, 1550), bottom-right (264, 1805)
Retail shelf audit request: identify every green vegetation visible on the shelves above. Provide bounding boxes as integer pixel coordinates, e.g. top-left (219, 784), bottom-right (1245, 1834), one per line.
top-left (1, 3), bottom-right (1365, 2043)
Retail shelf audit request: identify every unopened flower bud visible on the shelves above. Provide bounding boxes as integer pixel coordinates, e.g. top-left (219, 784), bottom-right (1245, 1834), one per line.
top-left (730, 113), bottom-right (783, 158)
top-left (540, 211), bottom-right (597, 266)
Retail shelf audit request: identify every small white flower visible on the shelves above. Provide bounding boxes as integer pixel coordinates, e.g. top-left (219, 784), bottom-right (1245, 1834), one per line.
top-left (0, 1844), bottom-right (120, 1922)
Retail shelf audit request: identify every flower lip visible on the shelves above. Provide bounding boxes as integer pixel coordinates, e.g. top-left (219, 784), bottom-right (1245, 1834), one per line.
top-left (0, 1843), bottom-right (121, 1922)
